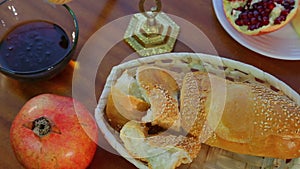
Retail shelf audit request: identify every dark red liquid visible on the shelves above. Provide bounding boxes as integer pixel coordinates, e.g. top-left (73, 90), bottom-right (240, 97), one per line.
top-left (0, 21), bottom-right (71, 73)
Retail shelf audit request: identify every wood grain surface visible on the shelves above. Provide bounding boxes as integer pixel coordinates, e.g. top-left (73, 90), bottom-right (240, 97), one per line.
top-left (0, 0), bottom-right (299, 168)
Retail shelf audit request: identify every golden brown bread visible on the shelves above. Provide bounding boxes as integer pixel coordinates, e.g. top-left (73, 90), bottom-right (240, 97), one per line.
top-left (105, 70), bottom-right (149, 131)
top-left (107, 65), bottom-right (300, 169)
top-left (180, 71), bottom-right (212, 140)
top-left (106, 66), bottom-right (182, 131)
top-left (106, 93), bottom-right (129, 131)
top-left (181, 71), bottom-right (300, 159)
top-left (106, 91), bottom-right (149, 131)
top-left (136, 66), bottom-right (181, 130)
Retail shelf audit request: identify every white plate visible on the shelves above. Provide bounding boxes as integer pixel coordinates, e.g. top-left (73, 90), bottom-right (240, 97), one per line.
top-left (212, 0), bottom-right (300, 60)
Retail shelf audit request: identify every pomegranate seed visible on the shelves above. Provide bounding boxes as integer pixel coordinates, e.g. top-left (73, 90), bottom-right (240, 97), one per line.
top-left (274, 16), bottom-right (286, 25)
top-left (256, 22), bottom-right (263, 28)
top-left (283, 16), bottom-right (287, 21)
top-left (262, 16), bottom-right (269, 25)
top-left (244, 18), bottom-right (251, 25)
top-left (232, 0), bottom-right (295, 31)
top-left (274, 18), bottom-right (281, 24)
top-left (235, 19), bottom-right (243, 26)
top-left (252, 3), bottom-right (258, 9)
top-left (240, 12), bottom-right (248, 19)
top-left (253, 10), bottom-right (259, 17)
top-left (248, 11), bottom-right (254, 18)
top-left (262, 2), bottom-right (268, 7)
top-left (281, 9), bottom-right (290, 16)
top-left (257, 6), bottom-right (264, 12)
top-left (286, 0), bottom-right (295, 5)
top-left (262, 16), bottom-right (269, 21)
top-left (249, 25), bottom-right (256, 30)
top-left (283, 2), bottom-right (291, 8)
top-left (267, 3), bottom-right (275, 9)
top-left (261, 11), bottom-right (267, 16)
top-left (257, 16), bottom-right (262, 22)
top-left (279, 15), bottom-right (287, 21)
top-left (251, 18), bottom-right (258, 24)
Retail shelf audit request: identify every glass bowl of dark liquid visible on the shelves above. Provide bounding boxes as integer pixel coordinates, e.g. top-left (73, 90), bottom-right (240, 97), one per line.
top-left (0, 0), bottom-right (78, 80)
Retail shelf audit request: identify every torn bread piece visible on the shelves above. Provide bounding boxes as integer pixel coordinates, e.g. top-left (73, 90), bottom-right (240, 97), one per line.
top-left (120, 121), bottom-right (201, 169)
top-left (106, 70), bottom-right (150, 131)
top-left (136, 66), bottom-right (181, 131)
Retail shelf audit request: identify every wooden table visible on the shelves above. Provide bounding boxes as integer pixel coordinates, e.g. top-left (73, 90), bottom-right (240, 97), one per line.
top-left (1, 0), bottom-right (299, 168)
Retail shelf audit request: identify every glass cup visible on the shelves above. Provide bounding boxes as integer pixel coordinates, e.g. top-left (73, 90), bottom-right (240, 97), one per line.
top-left (0, 0), bottom-right (79, 80)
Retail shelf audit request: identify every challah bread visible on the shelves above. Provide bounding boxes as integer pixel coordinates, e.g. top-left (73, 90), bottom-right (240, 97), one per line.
top-left (180, 71), bottom-right (300, 159)
top-left (104, 64), bottom-right (300, 169)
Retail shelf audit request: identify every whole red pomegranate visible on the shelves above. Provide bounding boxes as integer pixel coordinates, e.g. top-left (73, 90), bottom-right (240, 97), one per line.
top-left (223, 0), bottom-right (299, 35)
top-left (10, 94), bottom-right (98, 169)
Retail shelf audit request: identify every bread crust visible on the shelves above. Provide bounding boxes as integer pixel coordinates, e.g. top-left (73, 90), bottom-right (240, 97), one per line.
top-left (181, 72), bottom-right (300, 159)
top-left (107, 65), bottom-right (300, 169)
top-left (120, 121), bottom-right (201, 169)
top-left (137, 66), bottom-right (181, 130)
top-left (105, 70), bottom-right (149, 131)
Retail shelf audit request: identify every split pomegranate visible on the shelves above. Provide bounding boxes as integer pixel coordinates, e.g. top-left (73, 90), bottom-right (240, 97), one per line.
top-left (223, 0), bottom-right (299, 35)
top-left (10, 94), bottom-right (98, 169)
